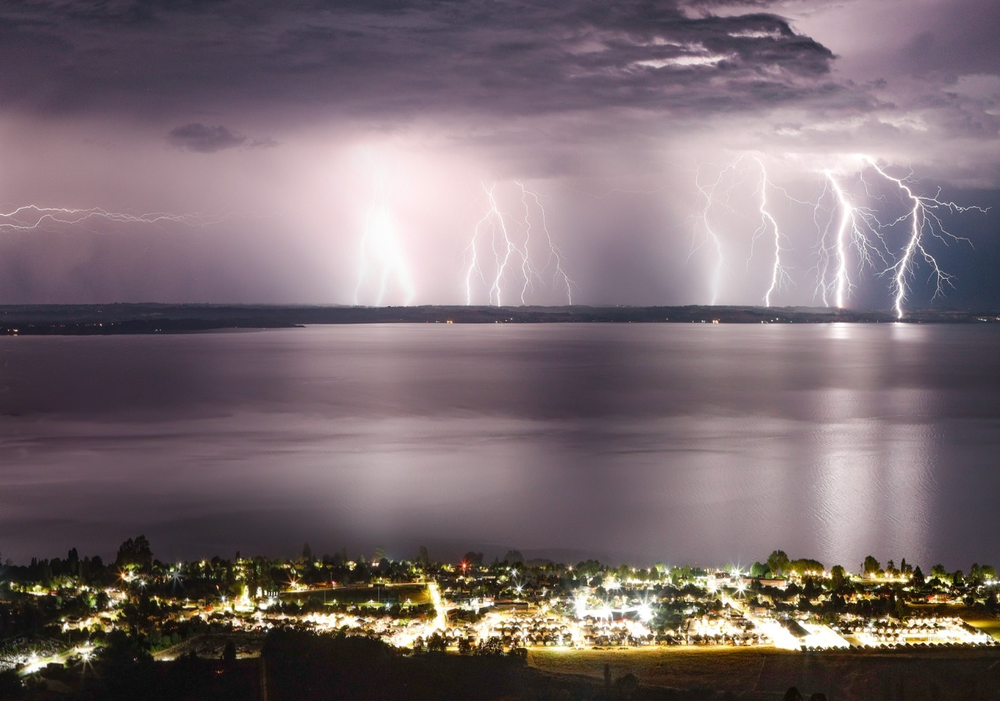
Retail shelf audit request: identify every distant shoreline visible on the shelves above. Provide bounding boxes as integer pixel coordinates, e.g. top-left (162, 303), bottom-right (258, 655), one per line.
top-left (2, 303), bottom-right (999, 335)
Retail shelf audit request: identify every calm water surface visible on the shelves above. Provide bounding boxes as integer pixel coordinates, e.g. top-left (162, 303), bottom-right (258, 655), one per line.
top-left (1, 323), bottom-right (999, 569)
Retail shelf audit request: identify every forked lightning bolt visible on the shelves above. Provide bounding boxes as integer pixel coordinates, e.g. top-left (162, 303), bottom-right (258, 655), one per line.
top-left (815, 170), bottom-right (889, 309)
top-left (692, 154), bottom-right (985, 316)
top-left (861, 158), bottom-right (986, 319)
top-left (516, 181), bottom-right (574, 305)
top-left (487, 183), bottom-right (517, 306)
top-left (464, 182), bottom-right (517, 306)
top-left (464, 181), bottom-right (573, 306)
top-left (695, 156), bottom-right (792, 307)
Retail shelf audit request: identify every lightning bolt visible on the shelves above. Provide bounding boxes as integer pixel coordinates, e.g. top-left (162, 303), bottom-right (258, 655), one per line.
top-left (693, 166), bottom-right (729, 306)
top-left (0, 203), bottom-right (227, 303)
top-left (461, 182), bottom-right (520, 306)
top-left (515, 181), bottom-right (574, 305)
top-left (862, 158), bottom-right (986, 319)
top-left (810, 177), bottom-right (836, 307)
top-left (691, 153), bottom-right (984, 314)
top-left (694, 156), bottom-right (798, 307)
top-left (749, 157), bottom-right (791, 307)
top-left (0, 205), bottom-right (223, 232)
top-left (825, 172), bottom-right (854, 309)
top-left (464, 181), bottom-right (573, 306)
top-left (487, 183), bottom-right (519, 306)
top-left (353, 166), bottom-right (415, 307)
top-left (463, 182), bottom-right (507, 306)
top-left (815, 169), bottom-right (893, 310)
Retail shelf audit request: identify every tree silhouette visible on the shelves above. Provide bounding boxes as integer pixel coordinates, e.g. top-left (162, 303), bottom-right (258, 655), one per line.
top-left (115, 536), bottom-right (153, 569)
top-left (766, 550), bottom-right (789, 576)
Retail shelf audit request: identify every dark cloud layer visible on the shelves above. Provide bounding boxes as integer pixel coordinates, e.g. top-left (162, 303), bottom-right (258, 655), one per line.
top-left (168, 123), bottom-right (246, 153)
top-left (0, 0), bottom-right (848, 127)
top-left (167, 123), bottom-right (277, 152)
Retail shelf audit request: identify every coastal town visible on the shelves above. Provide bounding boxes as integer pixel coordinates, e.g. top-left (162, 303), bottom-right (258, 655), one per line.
top-left (2, 538), bottom-right (999, 698)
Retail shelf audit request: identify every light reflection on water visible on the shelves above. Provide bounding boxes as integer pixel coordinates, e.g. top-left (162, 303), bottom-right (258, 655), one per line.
top-left (809, 390), bottom-right (936, 568)
top-left (0, 322), bottom-right (998, 569)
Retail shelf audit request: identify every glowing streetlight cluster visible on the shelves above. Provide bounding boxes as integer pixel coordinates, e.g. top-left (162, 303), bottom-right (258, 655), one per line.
top-left (843, 617), bottom-right (994, 648)
top-left (5, 550), bottom-right (1000, 686)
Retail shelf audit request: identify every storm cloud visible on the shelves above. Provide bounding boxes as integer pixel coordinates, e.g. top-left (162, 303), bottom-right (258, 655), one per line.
top-left (168, 123), bottom-right (247, 153)
top-left (0, 0), bottom-right (997, 308)
top-left (0, 0), bottom-right (848, 125)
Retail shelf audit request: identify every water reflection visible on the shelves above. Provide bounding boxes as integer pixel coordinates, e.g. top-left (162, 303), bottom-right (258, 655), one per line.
top-left (810, 395), bottom-right (935, 568)
top-left (807, 323), bottom-right (937, 567)
top-left (0, 324), bottom-right (995, 568)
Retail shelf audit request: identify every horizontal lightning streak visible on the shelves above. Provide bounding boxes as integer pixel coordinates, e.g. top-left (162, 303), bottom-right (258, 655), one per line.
top-left (0, 205), bottom-right (223, 232)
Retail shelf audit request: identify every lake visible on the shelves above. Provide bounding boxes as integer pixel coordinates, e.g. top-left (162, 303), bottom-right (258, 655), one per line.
top-left (1, 322), bottom-right (998, 571)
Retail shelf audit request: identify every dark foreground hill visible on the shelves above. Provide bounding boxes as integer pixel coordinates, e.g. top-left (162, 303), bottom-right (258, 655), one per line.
top-left (9, 630), bottom-right (1000, 701)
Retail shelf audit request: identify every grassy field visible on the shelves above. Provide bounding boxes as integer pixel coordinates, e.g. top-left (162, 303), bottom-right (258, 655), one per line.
top-left (528, 645), bottom-right (1000, 700)
top-left (969, 617), bottom-right (1000, 640)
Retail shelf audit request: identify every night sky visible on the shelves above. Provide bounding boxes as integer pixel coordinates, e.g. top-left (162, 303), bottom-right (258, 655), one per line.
top-left (1, 0), bottom-right (998, 309)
